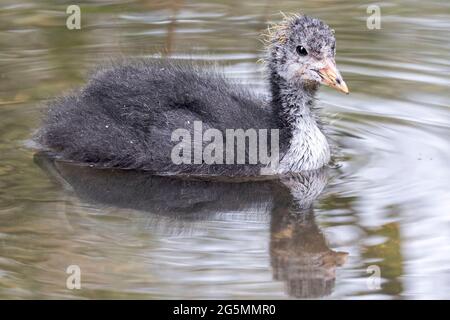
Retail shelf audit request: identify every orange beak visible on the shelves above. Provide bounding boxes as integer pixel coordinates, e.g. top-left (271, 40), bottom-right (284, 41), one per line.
top-left (318, 58), bottom-right (349, 94)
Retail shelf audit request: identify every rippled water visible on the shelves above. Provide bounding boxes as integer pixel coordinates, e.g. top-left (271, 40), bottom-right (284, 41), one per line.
top-left (0, 0), bottom-right (449, 299)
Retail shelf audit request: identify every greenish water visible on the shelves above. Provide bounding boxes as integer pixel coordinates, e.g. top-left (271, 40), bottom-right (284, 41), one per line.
top-left (0, 0), bottom-right (449, 299)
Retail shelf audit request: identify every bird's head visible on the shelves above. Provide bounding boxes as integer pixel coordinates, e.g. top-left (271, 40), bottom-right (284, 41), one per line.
top-left (264, 14), bottom-right (349, 94)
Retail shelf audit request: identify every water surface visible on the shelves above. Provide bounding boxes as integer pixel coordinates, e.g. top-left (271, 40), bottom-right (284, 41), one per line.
top-left (0, 0), bottom-right (449, 299)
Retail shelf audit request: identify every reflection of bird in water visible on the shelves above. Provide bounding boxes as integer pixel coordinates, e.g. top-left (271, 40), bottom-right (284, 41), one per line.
top-left (35, 14), bottom-right (349, 175)
top-left (34, 152), bottom-right (347, 298)
top-left (270, 189), bottom-right (348, 298)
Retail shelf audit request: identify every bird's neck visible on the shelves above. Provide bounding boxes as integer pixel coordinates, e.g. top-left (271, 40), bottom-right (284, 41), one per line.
top-left (269, 72), bottom-right (330, 172)
top-left (269, 72), bottom-right (319, 126)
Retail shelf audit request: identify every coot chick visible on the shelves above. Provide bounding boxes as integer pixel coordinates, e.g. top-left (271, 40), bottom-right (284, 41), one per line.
top-left (36, 14), bottom-right (349, 175)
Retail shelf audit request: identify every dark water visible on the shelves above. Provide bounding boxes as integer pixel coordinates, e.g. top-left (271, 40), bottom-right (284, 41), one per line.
top-left (0, 0), bottom-right (449, 299)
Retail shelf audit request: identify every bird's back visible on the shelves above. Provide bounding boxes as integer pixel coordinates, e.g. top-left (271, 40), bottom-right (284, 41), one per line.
top-left (37, 59), bottom-right (278, 174)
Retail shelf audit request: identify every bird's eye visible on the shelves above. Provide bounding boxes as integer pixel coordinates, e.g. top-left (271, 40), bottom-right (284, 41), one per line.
top-left (296, 45), bottom-right (308, 56)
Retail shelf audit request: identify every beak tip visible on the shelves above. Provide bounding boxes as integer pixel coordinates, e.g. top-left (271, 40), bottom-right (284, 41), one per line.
top-left (337, 86), bottom-right (349, 95)
top-left (340, 82), bottom-right (349, 95)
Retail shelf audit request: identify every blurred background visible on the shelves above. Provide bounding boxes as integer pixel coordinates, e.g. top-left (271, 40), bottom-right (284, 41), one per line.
top-left (0, 0), bottom-right (449, 299)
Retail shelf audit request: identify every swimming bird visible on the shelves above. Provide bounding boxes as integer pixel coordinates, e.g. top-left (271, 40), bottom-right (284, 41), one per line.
top-left (36, 14), bottom-right (349, 176)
